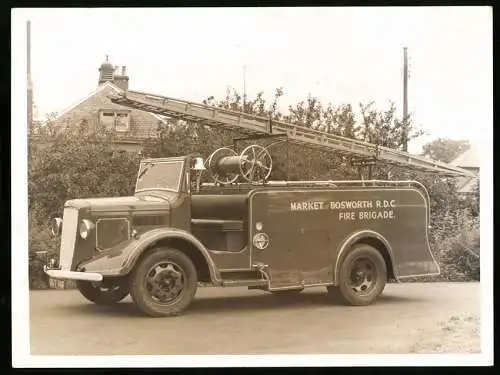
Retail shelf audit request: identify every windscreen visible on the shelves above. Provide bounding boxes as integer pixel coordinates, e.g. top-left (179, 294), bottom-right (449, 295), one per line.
top-left (135, 160), bottom-right (184, 192)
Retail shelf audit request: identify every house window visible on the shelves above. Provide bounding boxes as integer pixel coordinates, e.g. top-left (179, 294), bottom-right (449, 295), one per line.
top-left (99, 110), bottom-right (131, 132)
top-left (115, 113), bottom-right (130, 131)
top-left (100, 112), bottom-right (115, 128)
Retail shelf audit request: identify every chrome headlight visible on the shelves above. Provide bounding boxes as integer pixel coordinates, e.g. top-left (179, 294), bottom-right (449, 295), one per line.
top-left (79, 219), bottom-right (95, 240)
top-left (51, 218), bottom-right (62, 236)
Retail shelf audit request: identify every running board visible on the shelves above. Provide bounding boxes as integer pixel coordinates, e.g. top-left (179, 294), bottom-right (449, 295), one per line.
top-left (220, 279), bottom-right (268, 287)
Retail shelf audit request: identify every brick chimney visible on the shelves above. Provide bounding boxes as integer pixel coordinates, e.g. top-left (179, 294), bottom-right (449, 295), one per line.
top-left (112, 65), bottom-right (129, 91)
top-left (98, 57), bottom-right (129, 91)
top-left (98, 55), bottom-right (114, 86)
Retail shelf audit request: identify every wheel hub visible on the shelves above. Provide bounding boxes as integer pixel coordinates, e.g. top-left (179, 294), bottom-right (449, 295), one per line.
top-left (146, 262), bottom-right (185, 303)
top-left (349, 259), bottom-right (376, 294)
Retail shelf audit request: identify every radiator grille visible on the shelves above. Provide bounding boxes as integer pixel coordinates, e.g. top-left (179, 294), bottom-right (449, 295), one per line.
top-left (59, 207), bottom-right (79, 270)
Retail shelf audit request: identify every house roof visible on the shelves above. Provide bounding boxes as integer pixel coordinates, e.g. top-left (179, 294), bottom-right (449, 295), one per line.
top-left (456, 176), bottom-right (479, 194)
top-left (44, 81), bottom-right (167, 125)
top-left (449, 143), bottom-right (480, 170)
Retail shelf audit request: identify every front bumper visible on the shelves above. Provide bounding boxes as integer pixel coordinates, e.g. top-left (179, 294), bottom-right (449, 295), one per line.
top-left (43, 266), bottom-right (103, 282)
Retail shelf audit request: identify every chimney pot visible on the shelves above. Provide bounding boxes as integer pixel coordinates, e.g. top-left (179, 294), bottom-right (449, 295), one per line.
top-left (122, 66), bottom-right (126, 75)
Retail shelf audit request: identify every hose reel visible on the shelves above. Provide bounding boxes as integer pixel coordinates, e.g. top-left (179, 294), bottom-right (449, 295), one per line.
top-left (206, 144), bottom-right (273, 185)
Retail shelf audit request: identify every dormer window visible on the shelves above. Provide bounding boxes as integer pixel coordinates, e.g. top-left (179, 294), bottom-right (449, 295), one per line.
top-left (115, 112), bottom-right (130, 131)
top-left (99, 109), bottom-right (131, 132)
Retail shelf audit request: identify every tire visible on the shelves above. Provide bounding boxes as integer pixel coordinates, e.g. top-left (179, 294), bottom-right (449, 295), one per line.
top-left (328, 244), bottom-right (387, 306)
top-left (76, 278), bottom-right (129, 305)
top-left (129, 247), bottom-right (198, 317)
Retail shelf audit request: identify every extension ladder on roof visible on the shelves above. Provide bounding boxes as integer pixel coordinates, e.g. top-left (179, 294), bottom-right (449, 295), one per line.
top-left (109, 90), bottom-right (474, 177)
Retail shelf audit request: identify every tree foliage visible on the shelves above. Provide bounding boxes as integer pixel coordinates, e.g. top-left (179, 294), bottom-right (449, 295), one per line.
top-left (422, 138), bottom-right (470, 163)
top-left (29, 123), bottom-right (141, 224)
top-left (187, 87), bottom-right (425, 181)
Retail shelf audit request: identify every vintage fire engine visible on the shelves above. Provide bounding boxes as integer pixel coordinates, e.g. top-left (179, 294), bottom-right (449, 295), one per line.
top-left (44, 90), bottom-right (473, 317)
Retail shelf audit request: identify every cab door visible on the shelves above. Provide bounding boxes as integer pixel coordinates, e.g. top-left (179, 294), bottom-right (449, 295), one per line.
top-left (249, 189), bottom-right (331, 288)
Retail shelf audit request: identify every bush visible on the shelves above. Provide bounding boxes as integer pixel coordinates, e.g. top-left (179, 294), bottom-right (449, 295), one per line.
top-left (29, 126), bottom-right (141, 222)
top-left (29, 212), bottom-right (58, 254)
top-left (28, 211), bottom-right (58, 288)
top-left (413, 173), bottom-right (480, 281)
top-left (431, 209), bottom-right (480, 281)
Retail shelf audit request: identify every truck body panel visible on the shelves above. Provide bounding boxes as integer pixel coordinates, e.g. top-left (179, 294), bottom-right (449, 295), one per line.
top-left (248, 187), bottom-right (437, 288)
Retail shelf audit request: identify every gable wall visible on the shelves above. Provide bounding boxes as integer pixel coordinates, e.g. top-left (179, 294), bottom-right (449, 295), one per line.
top-left (51, 85), bottom-right (162, 139)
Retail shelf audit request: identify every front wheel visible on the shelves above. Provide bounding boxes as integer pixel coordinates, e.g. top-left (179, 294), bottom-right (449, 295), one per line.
top-left (76, 278), bottom-right (129, 305)
top-left (328, 244), bottom-right (387, 306)
top-left (129, 247), bottom-right (198, 317)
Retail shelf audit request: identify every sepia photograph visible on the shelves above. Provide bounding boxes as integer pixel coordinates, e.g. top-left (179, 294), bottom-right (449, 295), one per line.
top-left (11, 6), bottom-right (492, 367)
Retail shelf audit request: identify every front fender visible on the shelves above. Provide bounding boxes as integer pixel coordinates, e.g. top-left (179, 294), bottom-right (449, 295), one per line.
top-left (78, 228), bottom-right (221, 283)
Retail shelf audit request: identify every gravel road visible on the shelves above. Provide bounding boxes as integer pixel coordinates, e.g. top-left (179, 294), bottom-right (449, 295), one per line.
top-left (29, 282), bottom-right (480, 355)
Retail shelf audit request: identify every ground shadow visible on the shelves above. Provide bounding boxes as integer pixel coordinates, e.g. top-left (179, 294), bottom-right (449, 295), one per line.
top-left (376, 293), bottom-right (426, 304)
top-left (57, 300), bottom-right (143, 318)
top-left (187, 291), bottom-right (425, 315)
top-left (54, 289), bottom-right (425, 318)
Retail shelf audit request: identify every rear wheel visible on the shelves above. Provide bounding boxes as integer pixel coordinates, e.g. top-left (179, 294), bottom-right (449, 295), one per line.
top-left (328, 244), bottom-right (387, 306)
top-left (76, 278), bottom-right (129, 305)
top-left (129, 247), bottom-right (198, 317)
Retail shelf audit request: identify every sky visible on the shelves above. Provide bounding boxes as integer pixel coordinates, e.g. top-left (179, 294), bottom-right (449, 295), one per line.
top-left (14, 7), bottom-right (492, 153)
